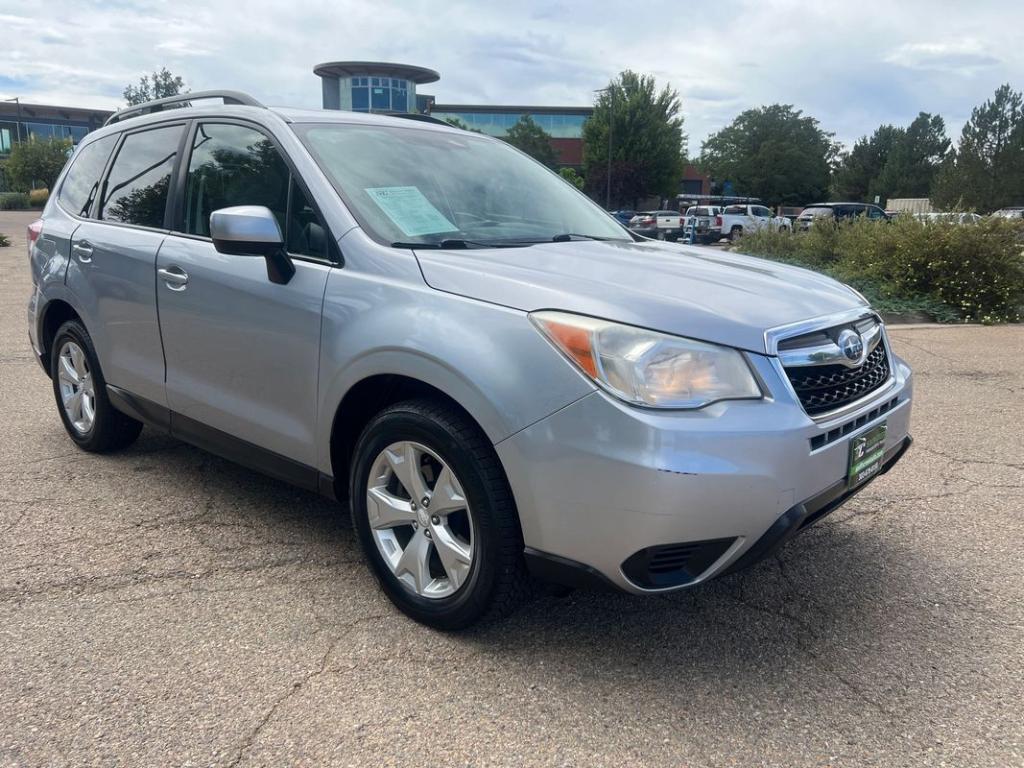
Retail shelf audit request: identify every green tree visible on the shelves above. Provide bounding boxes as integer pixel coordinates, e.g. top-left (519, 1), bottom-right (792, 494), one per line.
top-left (872, 113), bottom-right (949, 201)
top-left (699, 104), bottom-right (838, 206)
top-left (559, 167), bottom-right (585, 189)
top-left (123, 67), bottom-right (188, 106)
top-left (832, 124), bottom-right (902, 201)
top-left (5, 138), bottom-right (72, 191)
top-left (932, 84), bottom-right (1024, 213)
top-left (582, 70), bottom-right (686, 208)
top-left (503, 115), bottom-right (559, 168)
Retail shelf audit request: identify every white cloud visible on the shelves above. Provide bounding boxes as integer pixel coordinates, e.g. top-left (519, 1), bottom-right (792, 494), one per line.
top-left (886, 40), bottom-right (1000, 74)
top-left (0, 0), bottom-right (1021, 148)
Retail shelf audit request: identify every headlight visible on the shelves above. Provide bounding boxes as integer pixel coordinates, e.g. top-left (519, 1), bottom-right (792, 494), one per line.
top-left (530, 311), bottom-right (762, 409)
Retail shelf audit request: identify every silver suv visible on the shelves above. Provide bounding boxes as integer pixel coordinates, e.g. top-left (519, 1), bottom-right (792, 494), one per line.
top-left (27, 91), bottom-right (913, 629)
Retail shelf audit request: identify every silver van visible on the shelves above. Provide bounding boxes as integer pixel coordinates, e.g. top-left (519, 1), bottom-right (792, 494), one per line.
top-left (27, 91), bottom-right (913, 628)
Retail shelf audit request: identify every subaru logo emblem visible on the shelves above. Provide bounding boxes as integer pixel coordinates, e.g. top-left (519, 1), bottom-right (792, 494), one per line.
top-left (838, 329), bottom-right (865, 364)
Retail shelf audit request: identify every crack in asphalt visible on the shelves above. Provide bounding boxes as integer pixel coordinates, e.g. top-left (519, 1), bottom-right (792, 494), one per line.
top-left (721, 562), bottom-right (897, 721)
top-left (0, 554), bottom-right (361, 605)
top-left (228, 613), bottom-right (391, 768)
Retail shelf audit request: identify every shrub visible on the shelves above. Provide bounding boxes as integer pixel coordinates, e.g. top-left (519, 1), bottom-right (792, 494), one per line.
top-left (734, 216), bottom-right (1024, 323)
top-left (0, 233), bottom-right (10, 248)
top-left (0, 192), bottom-right (31, 210)
top-left (5, 137), bottom-right (72, 192)
top-left (28, 188), bottom-right (49, 208)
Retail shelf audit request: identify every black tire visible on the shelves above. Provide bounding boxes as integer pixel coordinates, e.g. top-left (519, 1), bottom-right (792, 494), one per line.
top-left (730, 226), bottom-right (743, 241)
top-left (350, 399), bottom-right (529, 630)
top-left (50, 320), bottom-right (143, 452)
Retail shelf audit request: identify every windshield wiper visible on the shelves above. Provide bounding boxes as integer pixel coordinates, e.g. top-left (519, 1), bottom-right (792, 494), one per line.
top-left (549, 233), bottom-right (619, 242)
top-left (391, 238), bottom-right (534, 250)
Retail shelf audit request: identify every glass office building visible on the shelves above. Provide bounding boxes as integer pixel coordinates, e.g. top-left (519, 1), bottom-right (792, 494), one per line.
top-left (427, 107), bottom-right (590, 140)
top-left (0, 101), bottom-right (111, 158)
top-left (313, 61), bottom-right (593, 167)
top-left (314, 61), bottom-right (440, 114)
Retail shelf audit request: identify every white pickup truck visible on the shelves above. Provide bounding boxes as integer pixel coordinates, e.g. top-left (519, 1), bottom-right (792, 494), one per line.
top-left (720, 204), bottom-right (791, 240)
top-left (628, 210), bottom-right (685, 241)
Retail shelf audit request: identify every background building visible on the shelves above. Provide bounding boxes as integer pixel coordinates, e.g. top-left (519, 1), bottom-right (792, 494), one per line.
top-left (314, 61), bottom-right (590, 169)
top-left (0, 100), bottom-right (111, 157)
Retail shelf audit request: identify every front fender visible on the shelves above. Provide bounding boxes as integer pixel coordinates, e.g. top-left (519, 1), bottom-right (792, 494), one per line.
top-left (315, 267), bottom-right (594, 474)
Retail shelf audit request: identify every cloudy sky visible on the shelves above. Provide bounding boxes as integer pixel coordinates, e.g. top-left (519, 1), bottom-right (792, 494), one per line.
top-left (1, 0), bottom-right (1021, 150)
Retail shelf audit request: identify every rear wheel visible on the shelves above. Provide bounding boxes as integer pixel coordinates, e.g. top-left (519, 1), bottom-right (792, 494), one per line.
top-left (350, 399), bottom-right (528, 629)
top-left (50, 320), bottom-right (142, 452)
top-left (730, 226), bottom-right (743, 241)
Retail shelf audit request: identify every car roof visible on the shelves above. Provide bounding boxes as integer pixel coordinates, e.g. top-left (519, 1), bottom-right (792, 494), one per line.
top-left (80, 102), bottom-right (467, 146)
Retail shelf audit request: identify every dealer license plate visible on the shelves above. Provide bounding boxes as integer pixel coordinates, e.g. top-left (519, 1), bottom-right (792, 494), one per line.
top-left (848, 423), bottom-right (887, 488)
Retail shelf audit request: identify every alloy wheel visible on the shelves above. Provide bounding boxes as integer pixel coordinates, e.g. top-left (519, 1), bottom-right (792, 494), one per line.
top-left (57, 341), bottom-right (95, 434)
top-left (366, 441), bottom-right (475, 599)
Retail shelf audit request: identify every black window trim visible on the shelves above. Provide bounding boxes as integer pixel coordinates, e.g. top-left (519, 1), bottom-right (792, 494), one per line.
top-left (169, 117), bottom-right (342, 267)
top-left (91, 120), bottom-right (190, 234)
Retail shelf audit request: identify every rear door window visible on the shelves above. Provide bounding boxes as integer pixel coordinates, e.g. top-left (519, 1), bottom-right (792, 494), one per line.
top-left (101, 124), bottom-right (184, 228)
top-left (58, 134), bottom-right (118, 218)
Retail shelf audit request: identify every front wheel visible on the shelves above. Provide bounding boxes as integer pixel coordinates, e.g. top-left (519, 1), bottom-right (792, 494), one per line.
top-left (350, 399), bottom-right (529, 629)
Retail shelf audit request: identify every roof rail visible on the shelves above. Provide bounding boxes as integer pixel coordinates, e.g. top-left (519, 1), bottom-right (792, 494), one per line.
top-left (104, 90), bottom-right (265, 127)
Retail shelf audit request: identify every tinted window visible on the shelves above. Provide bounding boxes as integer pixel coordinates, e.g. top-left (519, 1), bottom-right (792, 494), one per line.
top-left (59, 134), bottom-right (117, 217)
top-left (753, 206), bottom-right (773, 217)
top-left (101, 125), bottom-right (184, 227)
top-left (183, 123), bottom-right (289, 237)
top-left (724, 205), bottom-right (744, 215)
top-left (866, 206), bottom-right (886, 219)
top-left (800, 207), bottom-right (834, 218)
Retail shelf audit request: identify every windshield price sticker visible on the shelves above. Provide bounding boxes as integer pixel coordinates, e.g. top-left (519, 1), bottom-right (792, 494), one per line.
top-left (365, 186), bottom-right (458, 237)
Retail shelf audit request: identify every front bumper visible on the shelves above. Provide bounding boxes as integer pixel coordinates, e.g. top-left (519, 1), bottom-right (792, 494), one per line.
top-left (496, 350), bottom-right (913, 594)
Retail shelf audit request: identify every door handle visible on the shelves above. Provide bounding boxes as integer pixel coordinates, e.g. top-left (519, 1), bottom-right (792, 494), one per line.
top-left (72, 241), bottom-right (93, 263)
top-left (157, 266), bottom-right (189, 291)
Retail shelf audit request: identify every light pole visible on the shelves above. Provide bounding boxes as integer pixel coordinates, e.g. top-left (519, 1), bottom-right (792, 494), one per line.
top-left (594, 86), bottom-right (614, 210)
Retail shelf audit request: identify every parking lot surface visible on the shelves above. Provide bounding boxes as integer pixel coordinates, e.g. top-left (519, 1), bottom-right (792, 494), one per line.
top-left (1, 209), bottom-right (1022, 767)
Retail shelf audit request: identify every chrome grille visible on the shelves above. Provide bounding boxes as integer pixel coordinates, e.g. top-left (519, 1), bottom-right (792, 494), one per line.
top-left (778, 315), bottom-right (892, 417)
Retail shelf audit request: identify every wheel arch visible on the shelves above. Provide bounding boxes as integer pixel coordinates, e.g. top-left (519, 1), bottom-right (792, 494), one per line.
top-left (327, 372), bottom-right (502, 504)
top-left (38, 298), bottom-right (84, 376)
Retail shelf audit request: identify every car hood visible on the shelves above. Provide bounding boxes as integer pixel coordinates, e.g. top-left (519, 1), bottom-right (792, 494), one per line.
top-left (414, 239), bottom-right (867, 354)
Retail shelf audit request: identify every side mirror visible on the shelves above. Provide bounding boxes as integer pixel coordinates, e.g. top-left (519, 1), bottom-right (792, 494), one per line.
top-left (210, 205), bottom-right (295, 285)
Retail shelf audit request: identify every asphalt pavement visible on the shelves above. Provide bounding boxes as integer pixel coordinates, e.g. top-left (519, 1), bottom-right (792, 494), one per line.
top-left (1, 210), bottom-right (1022, 767)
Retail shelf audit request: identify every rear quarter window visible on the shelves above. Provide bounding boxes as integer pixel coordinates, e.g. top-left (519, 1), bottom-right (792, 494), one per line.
top-left (58, 134), bottom-right (118, 218)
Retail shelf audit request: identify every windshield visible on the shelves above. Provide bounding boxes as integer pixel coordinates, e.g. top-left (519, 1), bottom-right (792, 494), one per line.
top-left (295, 123), bottom-right (631, 247)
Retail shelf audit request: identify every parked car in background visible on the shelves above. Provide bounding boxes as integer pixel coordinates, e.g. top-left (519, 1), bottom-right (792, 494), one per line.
top-left (609, 210), bottom-right (637, 226)
top-left (720, 204), bottom-right (791, 240)
top-left (914, 212), bottom-right (983, 225)
top-left (992, 207), bottom-right (1024, 220)
top-left (629, 210), bottom-right (684, 240)
top-left (797, 203), bottom-right (888, 230)
top-left (684, 206), bottom-right (723, 244)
